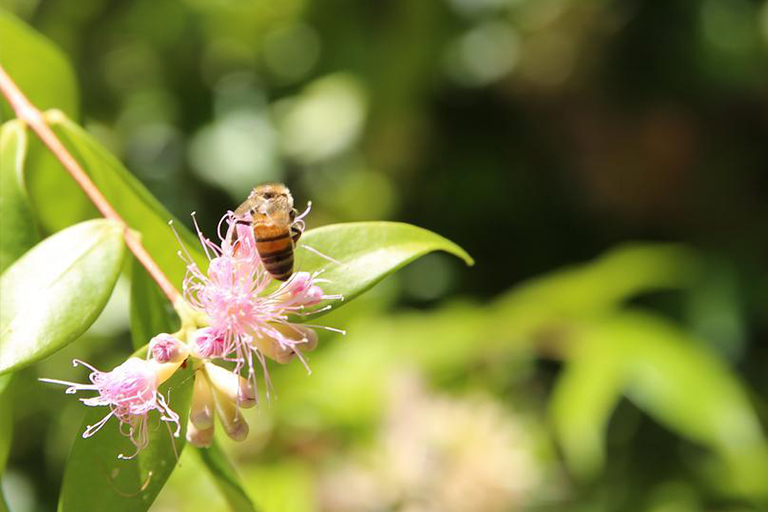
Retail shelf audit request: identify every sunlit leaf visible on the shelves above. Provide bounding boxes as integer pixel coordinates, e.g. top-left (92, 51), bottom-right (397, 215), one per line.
top-left (550, 329), bottom-right (628, 477)
top-left (551, 310), bottom-right (768, 500)
top-left (295, 221), bottom-right (473, 317)
top-left (493, 243), bottom-right (699, 343)
top-left (0, 484), bottom-right (8, 512)
top-left (130, 257), bottom-right (179, 351)
top-left (0, 12), bottom-right (78, 120)
top-left (195, 440), bottom-right (257, 512)
top-left (615, 312), bottom-right (768, 499)
top-left (0, 120), bottom-right (39, 272)
top-left (59, 360), bottom-right (195, 512)
top-left (0, 219), bottom-right (124, 375)
top-left (25, 111), bottom-right (206, 286)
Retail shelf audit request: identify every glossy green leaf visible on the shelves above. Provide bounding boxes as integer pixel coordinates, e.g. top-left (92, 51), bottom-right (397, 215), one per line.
top-left (551, 311), bottom-right (768, 499)
top-left (0, 120), bottom-right (39, 272)
top-left (25, 111), bottom-right (206, 286)
top-left (195, 440), bottom-right (257, 512)
top-left (24, 131), bottom-right (99, 235)
top-left (295, 221), bottom-right (473, 317)
top-left (0, 219), bottom-right (124, 375)
top-left (0, 375), bottom-right (12, 475)
top-left (0, 12), bottom-right (78, 120)
top-left (59, 359), bottom-right (195, 512)
top-left (130, 257), bottom-right (179, 351)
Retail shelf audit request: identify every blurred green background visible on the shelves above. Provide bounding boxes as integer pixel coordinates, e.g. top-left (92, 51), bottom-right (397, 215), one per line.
top-left (2, 0), bottom-right (768, 511)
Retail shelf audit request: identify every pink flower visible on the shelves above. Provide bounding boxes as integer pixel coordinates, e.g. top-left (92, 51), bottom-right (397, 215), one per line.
top-left (40, 358), bottom-right (181, 459)
top-left (190, 327), bottom-right (229, 359)
top-left (177, 212), bottom-right (342, 395)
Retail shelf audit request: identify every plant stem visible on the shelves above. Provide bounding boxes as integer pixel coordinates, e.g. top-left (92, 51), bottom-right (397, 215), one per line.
top-left (0, 65), bottom-right (180, 303)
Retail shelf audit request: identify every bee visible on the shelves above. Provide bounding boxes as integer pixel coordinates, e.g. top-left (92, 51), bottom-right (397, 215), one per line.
top-left (234, 183), bottom-right (303, 281)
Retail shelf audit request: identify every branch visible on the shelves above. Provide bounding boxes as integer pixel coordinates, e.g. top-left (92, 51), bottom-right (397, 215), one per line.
top-left (0, 65), bottom-right (180, 304)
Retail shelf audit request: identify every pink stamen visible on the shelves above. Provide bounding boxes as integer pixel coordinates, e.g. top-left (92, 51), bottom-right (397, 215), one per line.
top-left (179, 211), bottom-right (343, 396)
top-left (40, 357), bottom-right (181, 458)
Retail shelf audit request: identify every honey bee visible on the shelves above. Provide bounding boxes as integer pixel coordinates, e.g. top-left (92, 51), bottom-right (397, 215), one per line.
top-left (234, 183), bottom-right (303, 281)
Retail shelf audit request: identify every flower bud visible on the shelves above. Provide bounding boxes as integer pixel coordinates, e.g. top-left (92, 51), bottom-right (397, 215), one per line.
top-left (190, 372), bottom-right (215, 430)
top-left (149, 333), bottom-right (189, 364)
top-left (205, 363), bottom-right (256, 409)
top-left (186, 420), bottom-right (214, 448)
top-left (211, 385), bottom-right (249, 441)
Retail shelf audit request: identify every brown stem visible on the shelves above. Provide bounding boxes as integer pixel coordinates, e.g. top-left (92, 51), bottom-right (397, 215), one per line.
top-left (0, 65), bottom-right (180, 303)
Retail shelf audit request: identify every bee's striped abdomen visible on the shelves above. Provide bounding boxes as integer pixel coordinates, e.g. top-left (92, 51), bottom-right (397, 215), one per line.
top-left (254, 229), bottom-right (294, 281)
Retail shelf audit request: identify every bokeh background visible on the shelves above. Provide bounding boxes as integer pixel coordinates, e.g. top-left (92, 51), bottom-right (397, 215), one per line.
top-left (2, 0), bottom-right (768, 511)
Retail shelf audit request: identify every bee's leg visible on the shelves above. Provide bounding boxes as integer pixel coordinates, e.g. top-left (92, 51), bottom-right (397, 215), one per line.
top-left (291, 225), bottom-right (302, 244)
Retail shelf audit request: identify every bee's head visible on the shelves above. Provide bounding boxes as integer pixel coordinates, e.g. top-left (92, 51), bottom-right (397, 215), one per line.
top-left (249, 183), bottom-right (294, 216)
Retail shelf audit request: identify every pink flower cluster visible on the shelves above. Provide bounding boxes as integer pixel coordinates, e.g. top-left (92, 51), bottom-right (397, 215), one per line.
top-left (41, 210), bottom-right (341, 456)
top-left (181, 213), bottom-right (341, 394)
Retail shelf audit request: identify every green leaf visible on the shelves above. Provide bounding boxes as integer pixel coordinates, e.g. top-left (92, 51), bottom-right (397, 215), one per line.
top-left (59, 359), bottom-right (195, 512)
top-left (0, 219), bottom-right (124, 375)
top-left (24, 131), bottom-right (99, 235)
top-left (550, 329), bottom-right (628, 478)
top-left (295, 221), bottom-right (473, 317)
top-left (24, 112), bottom-right (206, 287)
top-left (0, 12), bottom-right (79, 120)
top-left (616, 313), bottom-right (768, 499)
top-left (492, 243), bottom-right (699, 345)
top-left (0, 120), bottom-right (39, 272)
top-left (551, 311), bottom-right (768, 499)
top-left (130, 257), bottom-right (179, 351)
top-left (0, 485), bottom-right (8, 512)
top-left (0, 375), bottom-right (12, 475)
top-left (195, 440), bottom-right (258, 512)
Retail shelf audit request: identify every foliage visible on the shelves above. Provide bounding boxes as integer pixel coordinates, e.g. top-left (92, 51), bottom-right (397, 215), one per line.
top-left (0, 11), bottom-right (78, 120)
top-left (0, 220), bottom-right (124, 375)
top-left (2, 3), bottom-right (768, 512)
top-left (0, 121), bottom-right (38, 272)
top-left (0, 12), bottom-right (473, 511)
